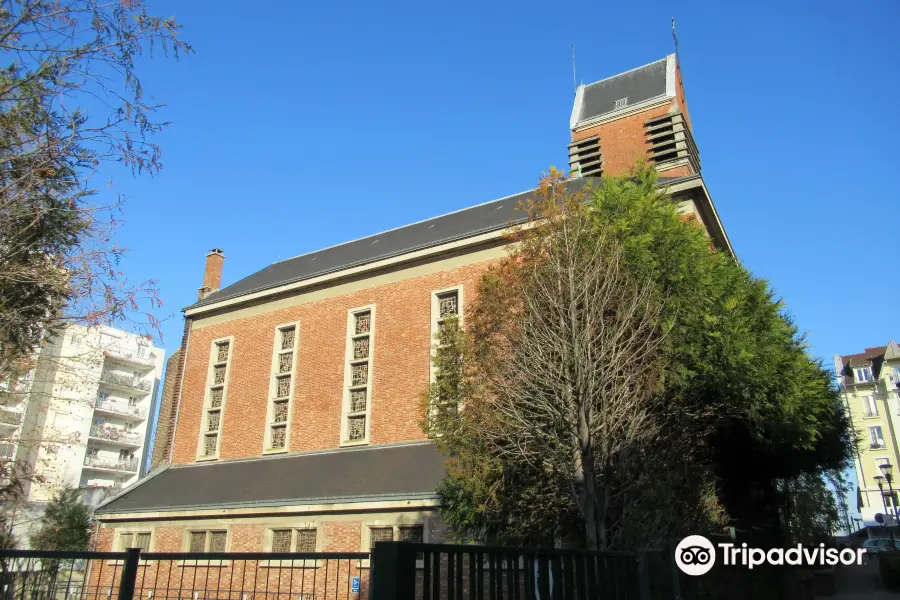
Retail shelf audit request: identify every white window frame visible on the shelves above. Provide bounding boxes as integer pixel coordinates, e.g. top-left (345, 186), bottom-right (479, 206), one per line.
top-left (117, 529), bottom-right (154, 552)
top-left (870, 426), bottom-right (886, 448)
top-left (856, 367), bottom-right (873, 383)
top-left (180, 527), bottom-right (231, 567)
top-left (341, 305), bottom-right (376, 447)
top-left (863, 395), bottom-right (879, 418)
top-left (359, 520), bottom-right (429, 567)
top-left (108, 528), bottom-right (155, 565)
top-left (196, 336), bottom-right (234, 461)
top-left (428, 286), bottom-right (464, 428)
top-left (262, 524), bottom-right (321, 568)
top-left (429, 286), bottom-right (464, 378)
top-left (263, 322), bottom-right (300, 454)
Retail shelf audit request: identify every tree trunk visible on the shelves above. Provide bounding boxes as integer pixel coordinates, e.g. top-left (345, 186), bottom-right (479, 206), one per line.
top-left (576, 404), bottom-right (601, 550)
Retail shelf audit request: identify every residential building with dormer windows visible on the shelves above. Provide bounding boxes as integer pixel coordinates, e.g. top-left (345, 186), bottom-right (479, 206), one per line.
top-left (835, 341), bottom-right (900, 525)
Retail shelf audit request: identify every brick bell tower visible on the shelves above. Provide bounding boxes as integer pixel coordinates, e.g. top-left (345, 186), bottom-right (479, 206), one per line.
top-left (567, 54), bottom-right (699, 179)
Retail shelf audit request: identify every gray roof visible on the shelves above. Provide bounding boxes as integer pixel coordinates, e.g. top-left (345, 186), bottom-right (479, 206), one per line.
top-left (189, 176), bottom-right (688, 310)
top-left (576, 58), bottom-right (669, 124)
top-left (96, 442), bottom-right (446, 514)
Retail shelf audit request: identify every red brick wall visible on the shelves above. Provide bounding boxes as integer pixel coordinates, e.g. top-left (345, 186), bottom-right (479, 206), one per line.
top-left (172, 260), bottom-right (494, 464)
top-left (571, 103), bottom-right (672, 176)
top-left (674, 63), bottom-right (692, 131)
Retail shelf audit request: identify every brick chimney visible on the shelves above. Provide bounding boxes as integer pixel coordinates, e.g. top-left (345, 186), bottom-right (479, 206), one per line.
top-left (198, 248), bottom-right (225, 301)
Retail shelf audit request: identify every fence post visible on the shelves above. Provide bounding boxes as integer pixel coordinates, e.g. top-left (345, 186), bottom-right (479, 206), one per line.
top-left (117, 548), bottom-right (141, 600)
top-left (666, 538), bottom-right (683, 600)
top-left (637, 552), bottom-right (652, 600)
top-left (369, 541), bottom-right (416, 600)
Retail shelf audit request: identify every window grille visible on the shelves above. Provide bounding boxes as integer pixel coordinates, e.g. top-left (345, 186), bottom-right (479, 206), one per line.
top-left (296, 530), bottom-right (317, 553)
top-left (200, 338), bottom-right (232, 459)
top-left (189, 530), bottom-right (227, 553)
top-left (271, 426), bottom-right (286, 449)
top-left (280, 328), bottom-right (295, 350)
top-left (351, 390), bottom-right (367, 414)
top-left (355, 312), bottom-right (371, 335)
top-left (209, 532), bottom-right (227, 552)
top-left (370, 527), bottom-right (393, 548)
top-left (210, 388), bottom-right (223, 408)
top-left (344, 309), bottom-right (373, 443)
top-left (438, 292), bottom-right (458, 318)
top-left (267, 325), bottom-right (298, 451)
top-left (271, 530), bottom-right (291, 553)
top-left (216, 342), bottom-right (230, 364)
top-left (348, 416), bottom-right (366, 441)
top-left (351, 363), bottom-right (368, 387)
top-left (353, 337), bottom-right (369, 360)
top-left (279, 352), bottom-right (293, 374)
top-left (398, 526), bottom-right (423, 544)
top-left (203, 434), bottom-right (218, 456)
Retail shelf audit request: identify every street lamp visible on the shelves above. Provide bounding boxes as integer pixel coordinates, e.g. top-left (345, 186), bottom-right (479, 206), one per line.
top-left (876, 475), bottom-right (896, 544)
top-left (880, 463), bottom-right (898, 528)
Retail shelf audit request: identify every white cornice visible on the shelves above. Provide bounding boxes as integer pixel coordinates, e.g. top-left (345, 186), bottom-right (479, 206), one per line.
top-left (572, 96), bottom-right (673, 133)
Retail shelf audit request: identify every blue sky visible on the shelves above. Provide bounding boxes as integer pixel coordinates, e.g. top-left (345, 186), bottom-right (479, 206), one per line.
top-left (112, 2), bottom-right (898, 489)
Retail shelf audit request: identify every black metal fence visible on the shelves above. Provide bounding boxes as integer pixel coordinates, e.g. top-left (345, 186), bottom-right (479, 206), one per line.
top-left (0, 550), bottom-right (369, 600)
top-left (0, 544), bottom-right (677, 600)
top-left (368, 542), bottom-right (669, 600)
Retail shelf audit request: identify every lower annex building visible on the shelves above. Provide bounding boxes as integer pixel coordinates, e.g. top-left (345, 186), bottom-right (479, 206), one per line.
top-left (92, 54), bottom-right (732, 557)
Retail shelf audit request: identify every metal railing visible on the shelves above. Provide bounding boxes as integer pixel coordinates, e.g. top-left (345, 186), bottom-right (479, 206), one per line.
top-left (99, 372), bottom-right (151, 392)
top-left (89, 426), bottom-right (142, 445)
top-left (103, 349), bottom-right (157, 368)
top-left (94, 399), bottom-right (148, 420)
top-left (370, 541), bottom-right (652, 600)
top-left (82, 456), bottom-right (139, 472)
top-left (0, 549), bottom-right (368, 600)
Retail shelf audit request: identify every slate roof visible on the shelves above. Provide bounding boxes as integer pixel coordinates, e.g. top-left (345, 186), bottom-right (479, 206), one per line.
top-left (575, 57), bottom-right (669, 125)
top-left (95, 442), bottom-right (446, 514)
top-left (188, 176), bottom-right (690, 311)
top-left (838, 346), bottom-right (887, 385)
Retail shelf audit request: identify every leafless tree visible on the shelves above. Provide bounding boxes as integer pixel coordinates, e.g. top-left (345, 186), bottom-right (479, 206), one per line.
top-left (468, 187), bottom-right (667, 550)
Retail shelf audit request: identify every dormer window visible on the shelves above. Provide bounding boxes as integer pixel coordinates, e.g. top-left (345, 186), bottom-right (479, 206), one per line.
top-left (855, 367), bottom-right (873, 383)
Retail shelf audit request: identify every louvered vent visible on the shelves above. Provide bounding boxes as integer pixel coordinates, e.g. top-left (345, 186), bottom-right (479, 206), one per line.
top-left (644, 113), bottom-right (700, 173)
top-left (568, 136), bottom-right (602, 178)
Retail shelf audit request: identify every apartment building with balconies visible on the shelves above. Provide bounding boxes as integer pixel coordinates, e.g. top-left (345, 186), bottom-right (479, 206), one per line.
top-left (12, 323), bottom-right (164, 512)
top-left (835, 341), bottom-right (900, 525)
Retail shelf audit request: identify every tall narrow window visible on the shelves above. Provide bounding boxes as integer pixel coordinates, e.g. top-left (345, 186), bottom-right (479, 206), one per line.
top-left (863, 396), bottom-right (879, 418)
top-left (199, 338), bottom-right (233, 459)
top-left (429, 287), bottom-right (463, 426)
top-left (342, 307), bottom-right (375, 445)
top-left (265, 323), bottom-right (298, 452)
top-left (870, 426), bottom-right (886, 448)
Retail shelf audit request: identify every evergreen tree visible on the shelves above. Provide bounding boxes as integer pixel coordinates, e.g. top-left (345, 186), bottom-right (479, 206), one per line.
top-left (29, 488), bottom-right (91, 551)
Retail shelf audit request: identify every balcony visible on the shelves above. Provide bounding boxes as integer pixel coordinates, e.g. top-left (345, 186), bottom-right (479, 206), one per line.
top-left (88, 425), bottom-right (142, 447)
top-left (83, 455), bottom-right (138, 473)
top-left (103, 348), bottom-right (157, 369)
top-left (0, 408), bottom-right (22, 428)
top-left (0, 443), bottom-right (15, 461)
top-left (99, 371), bottom-right (152, 393)
top-left (94, 399), bottom-right (148, 421)
top-left (79, 483), bottom-right (124, 506)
